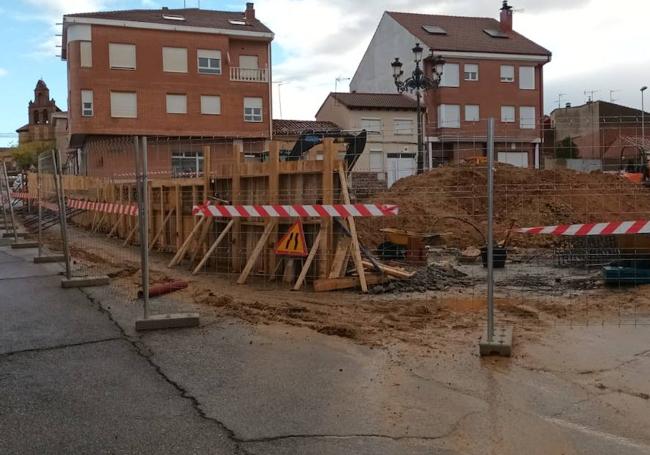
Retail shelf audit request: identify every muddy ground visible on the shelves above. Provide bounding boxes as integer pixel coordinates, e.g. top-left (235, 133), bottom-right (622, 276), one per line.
top-left (38, 224), bottom-right (650, 353)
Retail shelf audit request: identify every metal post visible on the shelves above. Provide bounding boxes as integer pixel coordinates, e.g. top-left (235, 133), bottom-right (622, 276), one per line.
top-left (416, 88), bottom-right (424, 174)
top-left (486, 118), bottom-right (495, 342)
top-left (136, 137), bottom-right (150, 320)
top-left (642, 88), bottom-right (646, 149)
top-left (37, 154), bottom-right (43, 257)
top-left (53, 150), bottom-right (72, 280)
top-left (2, 162), bottom-right (18, 242)
top-left (0, 163), bottom-right (8, 231)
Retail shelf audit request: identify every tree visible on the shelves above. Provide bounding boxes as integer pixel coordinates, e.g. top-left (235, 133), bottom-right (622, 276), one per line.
top-left (555, 136), bottom-right (579, 159)
top-left (10, 141), bottom-right (55, 170)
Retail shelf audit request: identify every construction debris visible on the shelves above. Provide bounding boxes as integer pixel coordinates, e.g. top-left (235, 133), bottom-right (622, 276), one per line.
top-left (369, 263), bottom-right (473, 294)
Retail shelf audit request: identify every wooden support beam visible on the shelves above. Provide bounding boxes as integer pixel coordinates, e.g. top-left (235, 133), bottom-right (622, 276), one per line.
top-left (188, 217), bottom-right (212, 269)
top-left (237, 220), bottom-right (276, 285)
top-left (122, 222), bottom-right (138, 247)
top-left (149, 208), bottom-right (175, 252)
top-left (168, 215), bottom-right (206, 268)
top-left (267, 141), bottom-right (280, 276)
top-left (231, 141), bottom-right (243, 272)
top-left (337, 163), bottom-right (367, 293)
top-left (329, 236), bottom-right (351, 278)
top-left (192, 218), bottom-right (235, 275)
top-left (174, 184), bottom-right (182, 251)
top-left (361, 260), bottom-right (415, 279)
top-left (293, 229), bottom-right (322, 290)
top-left (319, 139), bottom-right (335, 278)
top-left (313, 274), bottom-right (388, 292)
top-left (107, 214), bottom-right (123, 238)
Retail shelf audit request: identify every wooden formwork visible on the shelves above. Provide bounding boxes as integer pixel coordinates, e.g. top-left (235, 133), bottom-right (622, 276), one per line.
top-left (28, 139), bottom-right (362, 288)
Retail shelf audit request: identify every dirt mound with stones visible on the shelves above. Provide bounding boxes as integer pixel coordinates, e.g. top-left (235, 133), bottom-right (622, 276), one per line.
top-left (357, 163), bottom-right (650, 248)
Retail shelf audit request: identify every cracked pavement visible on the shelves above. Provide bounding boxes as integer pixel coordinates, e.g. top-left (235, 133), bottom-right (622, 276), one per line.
top-left (1, 245), bottom-right (650, 454)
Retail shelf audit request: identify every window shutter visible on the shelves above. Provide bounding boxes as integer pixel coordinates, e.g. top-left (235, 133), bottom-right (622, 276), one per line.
top-left (109, 43), bottom-right (136, 69)
top-left (438, 105), bottom-right (460, 128)
top-left (81, 90), bottom-right (93, 116)
top-left (163, 47), bottom-right (188, 73)
top-left (440, 63), bottom-right (460, 87)
top-left (239, 55), bottom-right (259, 69)
top-left (519, 66), bottom-right (535, 90)
top-left (166, 94), bottom-right (187, 114)
top-left (200, 96), bottom-right (221, 115)
top-left (110, 92), bottom-right (137, 118)
top-left (520, 107), bottom-right (536, 129)
top-left (80, 42), bottom-right (92, 68)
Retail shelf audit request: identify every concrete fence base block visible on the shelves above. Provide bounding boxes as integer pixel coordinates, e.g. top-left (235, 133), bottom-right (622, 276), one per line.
top-left (34, 255), bottom-right (66, 264)
top-left (11, 242), bottom-right (39, 249)
top-left (135, 313), bottom-right (200, 331)
top-left (479, 326), bottom-right (513, 357)
top-left (61, 276), bottom-right (110, 288)
top-left (3, 232), bottom-right (27, 238)
top-left (0, 238), bottom-right (14, 246)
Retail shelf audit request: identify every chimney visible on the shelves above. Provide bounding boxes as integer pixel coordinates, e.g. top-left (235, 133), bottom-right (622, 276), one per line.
top-left (245, 3), bottom-right (255, 24)
top-left (500, 0), bottom-right (513, 33)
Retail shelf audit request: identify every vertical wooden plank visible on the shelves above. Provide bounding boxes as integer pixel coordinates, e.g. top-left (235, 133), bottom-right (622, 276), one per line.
top-left (337, 162), bottom-right (367, 293)
top-left (267, 140), bottom-right (280, 277)
top-left (231, 140), bottom-right (243, 272)
top-left (319, 138), bottom-right (335, 277)
top-left (175, 184), bottom-right (182, 251)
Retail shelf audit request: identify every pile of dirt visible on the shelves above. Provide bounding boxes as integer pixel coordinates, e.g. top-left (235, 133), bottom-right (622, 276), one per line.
top-left (370, 264), bottom-right (473, 294)
top-left (358, 164), bottom-right (650, 248)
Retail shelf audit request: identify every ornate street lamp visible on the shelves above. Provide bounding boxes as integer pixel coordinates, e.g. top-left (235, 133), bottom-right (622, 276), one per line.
top-left (392, 44), bottom-right (445, 173)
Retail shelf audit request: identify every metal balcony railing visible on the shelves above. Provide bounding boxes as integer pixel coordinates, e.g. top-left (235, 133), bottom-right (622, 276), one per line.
top-left (230, 67), bottom-right (268, 82)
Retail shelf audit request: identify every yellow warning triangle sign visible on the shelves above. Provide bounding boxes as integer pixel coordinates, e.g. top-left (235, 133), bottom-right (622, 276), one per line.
top-left (275, 221), bottom-right (308, 257)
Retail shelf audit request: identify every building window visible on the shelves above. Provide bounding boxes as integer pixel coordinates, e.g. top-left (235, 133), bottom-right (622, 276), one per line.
top-left (81, 90), bottom-right (93, 117)
top-left (163, 47), bottom-right (188, 73)
top-left (200, 95), bottom-right (221, 115)
top-left (464, 64), bottom-right (479, 81)
top-left (361, 118), bottom-right (382, 134)
top-left (80, 41), bottom-right (92, 68)
top-left (166, 94), bottom-right (187, 114)
top-left (439, 63), bottom-right (459, 87)
top-left (243, 97), bottom-right (263, 122)
top-left (172, 151), bottom-right (204, 177)
top-left (438, 104), bottom-right (461, 128)
top-left (501, 106), bottom-right (515, 123)
top-left (519, 66), bottom-right (535, 90)
top-left (369, 149), bottom-right (384, 172)
top-left (500, 65), bottom-right (515, 82)
top-left (465, 105), bottom-right (480, 122)
top-left (520, 106), bottom-right (536, 129)
top-left (109, 43), bottom-right (136, 70)
top-left (197, 49), bottom-right (221, 74)
top-left (393, 119), bottom-right (413, 135)
top-left (110, 91), bottom-right (137, 118)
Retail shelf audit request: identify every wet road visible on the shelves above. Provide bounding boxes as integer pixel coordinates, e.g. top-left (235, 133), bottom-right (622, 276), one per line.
top-left (1, 244), bottom-right (649, 454)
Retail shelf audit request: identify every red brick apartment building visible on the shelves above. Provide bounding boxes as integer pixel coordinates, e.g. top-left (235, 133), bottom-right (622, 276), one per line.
top-left (61, 3), bottom-right (273, 177)
top-left (350, 1), bottom-right (551, 168)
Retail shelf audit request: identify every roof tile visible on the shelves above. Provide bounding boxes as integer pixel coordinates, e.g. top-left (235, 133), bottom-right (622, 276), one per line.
top-left (388, 12), bottom-right (550, 56)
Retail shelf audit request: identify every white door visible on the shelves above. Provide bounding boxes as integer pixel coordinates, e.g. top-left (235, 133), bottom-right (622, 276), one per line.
top-left (387, 154), bottom-right (416, 187)
top-left (497, 152), bottom-right (529, 168)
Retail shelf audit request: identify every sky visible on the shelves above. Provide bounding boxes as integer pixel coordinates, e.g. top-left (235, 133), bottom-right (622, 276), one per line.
top-left (1, 0), bottom-right (649, 146)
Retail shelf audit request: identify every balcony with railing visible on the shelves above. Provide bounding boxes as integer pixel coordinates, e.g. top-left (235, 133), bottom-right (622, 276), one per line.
top-left (230, 67), bottom-right (269, 83)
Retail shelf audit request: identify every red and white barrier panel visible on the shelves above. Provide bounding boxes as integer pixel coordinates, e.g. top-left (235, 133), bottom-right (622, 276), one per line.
top-left (10, 192), bottom-right (35, 200)
top-left (518, 220), bottom-right (650, 236)
top-left (67, 198), bottom-right (138, 216)
top-left (192, 203), bottom-right (399, 218)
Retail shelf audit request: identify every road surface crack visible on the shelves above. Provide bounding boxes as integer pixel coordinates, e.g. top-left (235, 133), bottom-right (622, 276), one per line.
top-left (0, 337), bottom-right (122, 358)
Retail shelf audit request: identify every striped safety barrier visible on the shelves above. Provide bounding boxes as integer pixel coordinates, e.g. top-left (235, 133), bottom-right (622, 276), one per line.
top-left (67, 198), bottom-right (138, 216)
top-left (518, 220), bottom-right (650, 236)
top-left (10, 192), bottom-right (35, 200)
top-left (192, 203), bottom-right (399, 218)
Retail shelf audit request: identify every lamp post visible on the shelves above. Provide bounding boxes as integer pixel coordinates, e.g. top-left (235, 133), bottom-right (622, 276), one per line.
top-left (642, 86), bottom-right (647, 152)
top-left (392, 43), bottom-right (445, 173)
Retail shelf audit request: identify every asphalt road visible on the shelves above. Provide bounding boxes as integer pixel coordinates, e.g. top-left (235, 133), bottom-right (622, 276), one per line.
top-left (1, 243), bottom-right (650, 454)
